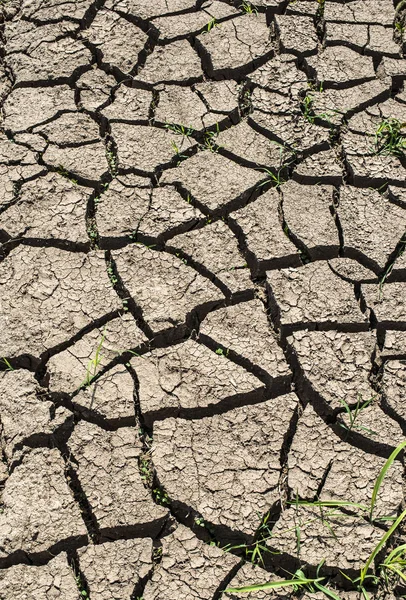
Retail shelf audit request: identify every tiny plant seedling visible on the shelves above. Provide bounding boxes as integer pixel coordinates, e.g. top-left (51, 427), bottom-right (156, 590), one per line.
top-left (82, 328), bottom-right (106, 387)
top-left (338, 394), bottom-right (378, 437)
top-left (258, 168), bottom-right (286, 189)
top-left (240, 1), bottom-right (258, 15)
top-left (204, 17), bottom-right (219, 33)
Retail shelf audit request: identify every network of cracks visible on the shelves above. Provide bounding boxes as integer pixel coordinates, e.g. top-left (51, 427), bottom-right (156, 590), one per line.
top-left (0, 0), bottom-right (406, 597)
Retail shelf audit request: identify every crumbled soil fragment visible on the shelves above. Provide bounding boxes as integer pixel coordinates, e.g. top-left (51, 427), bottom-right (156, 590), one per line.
top-left (0, 448), bottom-right (87, 557)
top-left (338, 187), bottom-right (406, 270)
top-left (0, 554), bottom-right (79, 599)
top-left (0, 247), bottom-right (120, 358)
top-left (1, 172), bottom-right (89, 243)
top-left (362, 283), bottom-right (406, 324)
top-left (200, 299), bottom-right (291, 378)
top-left (154, 394), bottom-right (298, 535)
top-left (197, 13), bottom-right (272, 76)
top-left (83, 9), bottom-right (148, 74)
top-left (67, 423), bottom-right (168, 534)
top-left (134, 339), bottom-right (263, 418)
top-left (3, 86), bottom-right (76, 132)
top-left (143, 523), bottom-right (239, 599)
top-left (113, 245), bottom-right (222, 330)
top-left (160, 150), bottom-right (263, 211)
top-left (78, 538), bottom-right (153, 600)
top-left (47, 314), bottom-right (147, 393)
top-left (137, 40), bottom-right (204, 84)
top-left (97, 179), bottom-right (202, 240)
top-left (288, 404), bottom-right (404, 516)
top-left (271, 506), bottom-right (385, 571)
top-left (382, 361), bottom-right (406, 426)
top-left (282, 181), bottom-right (340, 258)
top-left (170, 220), bottom-right (252, 294)
top-left (112, 124), bottom-right (191, 172)
top-left (287, 330), bottom-right (376, 410)
top-left (0, 370), bottom-right (70, 462)
top-left (231, 189), bottom-right (298, 267)
top-left (267, 262), bottom-right (367, 327)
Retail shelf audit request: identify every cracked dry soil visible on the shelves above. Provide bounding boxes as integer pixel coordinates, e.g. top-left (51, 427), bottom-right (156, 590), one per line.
top-left (0, 0), bottom-right (406, 598)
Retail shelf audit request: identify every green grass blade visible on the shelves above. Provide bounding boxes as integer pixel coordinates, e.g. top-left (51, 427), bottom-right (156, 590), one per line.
top-left (360, 508), bottom-right (406, 584)
top-left (385, 564), bottom-right (406, 581)
top-left (225, 577), bottom-right (324, 593)
top-left (383, 543), bottom-right (406, 565)
top-left (291, 500), bottom-right (367, 510)
top-left (314, 581), bottom-right (342, 600)
top-left (370, 441), bottom-right (406, 518)
top-left (1, 357), bottom-right (14, 370)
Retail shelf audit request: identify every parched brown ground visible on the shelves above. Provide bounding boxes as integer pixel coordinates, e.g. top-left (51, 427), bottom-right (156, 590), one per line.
top-left (0, 0), bottom-right (406, 598)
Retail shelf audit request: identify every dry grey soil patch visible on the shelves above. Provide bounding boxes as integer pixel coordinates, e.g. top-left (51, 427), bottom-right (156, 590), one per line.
top-left (1, 0), bottom-right (406, 598)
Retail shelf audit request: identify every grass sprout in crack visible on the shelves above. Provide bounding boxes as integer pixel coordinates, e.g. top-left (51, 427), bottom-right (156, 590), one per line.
top-left (338, 394), bottom-right (378, 437)
top-left (240, 1), bottom-right (258, 15)
top-left (204, 17), bottom-right (219, 34)
top-left (81, 328), bottom-right (106, 387)
top-left (374, 118), bottom-right (406, 158)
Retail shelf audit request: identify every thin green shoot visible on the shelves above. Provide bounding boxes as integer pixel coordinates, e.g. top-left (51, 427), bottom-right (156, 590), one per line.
top-left (204, 17), bottom-right (219, 33)
top-left (224, 576), bottom-right (325, 594)
top-left (370, 440), bottom-right (406, 519)
top-left (313, 561), bottom-right (342, 600)
top-left (302, 94), bottom-right (315, 123)
top-left (395, 21), bottom-right (405, 34)
top-left (83, 328), bottom-right (106, 387)
top-left (1, 357), bottom-right (14, 371)
top-left (170, 140), bottom-right (188, 160)
top-left (290, 500), bottom-right (368, 510)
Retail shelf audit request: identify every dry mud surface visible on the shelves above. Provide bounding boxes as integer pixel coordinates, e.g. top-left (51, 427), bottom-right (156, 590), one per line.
top-left (0, 0), bottom-right (406, 598)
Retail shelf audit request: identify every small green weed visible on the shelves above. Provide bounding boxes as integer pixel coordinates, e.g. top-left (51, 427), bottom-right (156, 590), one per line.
top-left (75, 576), bottom-right (89, 598)
top-left (375, 118), bottom-right (406, 157)
top-left (106, 262), bottom-right (118, 286)
top-left (215, 347), bottom-right (229, 357)
top-left (302, 94), bottom-right (315, 123)
top-left (240, 1), bottom-right (258, 14)
top-left (170, 139), bottom-right (188, 162)
top-left (153, 487), bottom-right (170, 506)
top-left (57, 165), bottom-right (78, 185)
top-left (87, 222), bottom-right (98, 243)
top-left (165, 122), bottom-right (194, 139)
top-left (106, 149), bottom-right (118, 176)
top-left (139, 450), bottom-right (154, 487)
top-left (395, 20), bottom-right (405, 34)
top-left (202, 124), bottom-right (221, 152)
